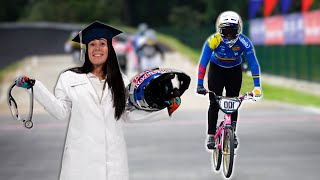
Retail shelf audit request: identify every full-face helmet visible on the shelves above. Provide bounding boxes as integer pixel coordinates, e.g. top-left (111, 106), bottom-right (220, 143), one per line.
top-left (128, 68), bottom-right (191, 111)
top-left (216, 11), bottom-right (242, 47)
top-left (137, 23), bottom-right (148, 33)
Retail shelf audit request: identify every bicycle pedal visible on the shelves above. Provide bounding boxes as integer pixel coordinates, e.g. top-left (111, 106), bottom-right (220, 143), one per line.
top-left (207, 144), bottom-right (216, 150)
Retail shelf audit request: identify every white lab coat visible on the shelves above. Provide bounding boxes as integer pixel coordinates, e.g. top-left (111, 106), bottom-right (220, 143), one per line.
top-left (31, 70), bottom-right (169, 180)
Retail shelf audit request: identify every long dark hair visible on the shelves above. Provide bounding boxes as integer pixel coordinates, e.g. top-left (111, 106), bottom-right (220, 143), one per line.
top-left (68, 40), bottom-right (126, 120)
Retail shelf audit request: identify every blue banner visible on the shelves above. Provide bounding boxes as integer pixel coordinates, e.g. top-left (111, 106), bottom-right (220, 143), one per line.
top-left (249, 11), bottom-right (320, 45)
top-left (249, 19), bottom-right (265, 45)
top-left (284, 13), bottom-right (304, 44)
top-left (249, 0), bottom-right (263, 19)
top-left (281, 0), bottom-right (292, 14)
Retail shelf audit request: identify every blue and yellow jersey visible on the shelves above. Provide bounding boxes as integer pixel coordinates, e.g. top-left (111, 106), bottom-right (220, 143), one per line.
top-left (197, 33), bottom-right (261, 87)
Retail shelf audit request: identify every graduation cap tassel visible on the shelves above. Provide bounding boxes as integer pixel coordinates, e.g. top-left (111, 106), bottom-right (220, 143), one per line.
top-left (79, 31), bottom-right (85, 62)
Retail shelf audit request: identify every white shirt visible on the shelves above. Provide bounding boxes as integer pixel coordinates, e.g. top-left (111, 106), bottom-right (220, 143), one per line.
top-left (86, 73), bottom-right (106, 103)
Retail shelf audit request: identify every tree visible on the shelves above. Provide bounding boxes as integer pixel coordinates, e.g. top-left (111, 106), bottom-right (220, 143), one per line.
top-left (0, 0), bottom-right (29, 21)
top-left (169, 5), bottom-right (204, 28)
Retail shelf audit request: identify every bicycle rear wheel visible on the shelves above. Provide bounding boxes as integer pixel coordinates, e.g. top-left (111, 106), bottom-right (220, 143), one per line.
top-left (223, 128), bottom-right (234, 178)
top-left (212, 135), bottom-right (222, 171)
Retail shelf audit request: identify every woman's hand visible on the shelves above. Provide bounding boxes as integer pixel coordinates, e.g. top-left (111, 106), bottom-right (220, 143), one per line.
top-left (15, 76), bottom-right (35, 89)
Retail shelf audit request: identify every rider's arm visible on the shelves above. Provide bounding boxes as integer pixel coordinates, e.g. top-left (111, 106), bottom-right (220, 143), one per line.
top-left (136, 44), bottom-right (145, 53)
top-left (244, 45), bottom-right (261, 87)
top-left (198, 42), bottom-right (213, 85)
top-left (198, 34), bottom-right (220, 85)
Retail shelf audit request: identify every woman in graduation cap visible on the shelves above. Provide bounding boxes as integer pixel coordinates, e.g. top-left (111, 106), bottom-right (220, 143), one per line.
top-left (14, 21), bottom-right (182, 180)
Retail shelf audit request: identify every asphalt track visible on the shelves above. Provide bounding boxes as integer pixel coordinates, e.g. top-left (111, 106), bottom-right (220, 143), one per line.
top-left (0, 100), bottom-right (319, 180)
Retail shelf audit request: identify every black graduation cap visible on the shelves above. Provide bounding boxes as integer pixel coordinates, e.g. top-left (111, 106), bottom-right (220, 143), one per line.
top-left (72, 21), bottom-right (122, 45)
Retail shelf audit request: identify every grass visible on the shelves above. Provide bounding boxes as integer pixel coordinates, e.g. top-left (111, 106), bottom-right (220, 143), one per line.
top-left (242, 74), bottom-right (320, 107)
top-left (157, 33), bottom-right (201, 62)
top-left (156, 32), bottom-right (320, 108)
top-left (0, 62), bottom-right (19, 84)
top-left (262, 83), bottom-right (320, 107)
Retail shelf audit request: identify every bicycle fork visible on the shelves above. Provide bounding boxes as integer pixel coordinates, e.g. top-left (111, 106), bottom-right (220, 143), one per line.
top-left (214, 114), bottom-right (232, 150)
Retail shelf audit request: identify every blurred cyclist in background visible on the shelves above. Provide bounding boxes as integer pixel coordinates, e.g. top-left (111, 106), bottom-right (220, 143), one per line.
top-left (132, 23), bottom-right (148, 68)
top-left (133, 23), bottom-right (148, 51)
top-left (136, 29), bottom-right (164, 71)
top-left (196, 11), bottom-right (262, 149)
top-left (112, 33), bottom-right (136, 74)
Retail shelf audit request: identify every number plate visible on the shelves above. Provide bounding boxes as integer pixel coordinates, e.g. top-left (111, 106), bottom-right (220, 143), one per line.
top-left (218, 98), bottom-right (240, 113)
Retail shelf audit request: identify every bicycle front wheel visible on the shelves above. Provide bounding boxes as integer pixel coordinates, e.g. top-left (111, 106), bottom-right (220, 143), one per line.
top-left (223, 128), bottom-right (234, 178)
top-left (212, 135), bottom-right (222, 171)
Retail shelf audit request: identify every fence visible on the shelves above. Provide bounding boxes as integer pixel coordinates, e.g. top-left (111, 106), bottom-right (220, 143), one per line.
top-left (255, 45), bottom-right (320, 82)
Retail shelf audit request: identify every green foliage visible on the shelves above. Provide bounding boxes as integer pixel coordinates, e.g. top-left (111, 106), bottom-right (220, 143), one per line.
top-left (19, 0), bottom-right (124, 23)
top-left (169, 5), bottom-right (204, 28)
top-left (2, 0), bottom-right (320, 26)
top-left (202, 0), bottom-right (248, 23)
top-left (1, 0), bottom-right (249, 26)
top-left (0, 0), bottom-right (28, 21)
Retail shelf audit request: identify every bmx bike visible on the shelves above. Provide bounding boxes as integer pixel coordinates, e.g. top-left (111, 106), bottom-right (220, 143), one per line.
top-left (208, 90), bottom-right (255, 178)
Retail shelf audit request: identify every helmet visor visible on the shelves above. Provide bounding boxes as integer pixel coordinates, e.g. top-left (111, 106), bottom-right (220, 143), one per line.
top-left (220, 26), bottom-right (239, 40)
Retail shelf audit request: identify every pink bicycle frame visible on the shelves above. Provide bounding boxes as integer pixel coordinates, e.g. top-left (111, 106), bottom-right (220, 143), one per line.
top-left (214, 114), bottom-right (231, 150)
top-left (209, 91), bottom-right (254, 150)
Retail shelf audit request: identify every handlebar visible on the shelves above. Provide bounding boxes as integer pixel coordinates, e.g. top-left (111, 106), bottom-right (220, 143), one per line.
top-left (205, 90), bottom-right (256, 114)
top-left (206, 90), bottom-right (256, 102)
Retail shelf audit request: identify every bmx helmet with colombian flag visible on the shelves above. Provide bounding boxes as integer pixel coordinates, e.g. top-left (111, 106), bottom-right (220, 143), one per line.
top-left (128, 68), bottom-right (191, 111)
top-left (216, 11), bottom-right (242, 47)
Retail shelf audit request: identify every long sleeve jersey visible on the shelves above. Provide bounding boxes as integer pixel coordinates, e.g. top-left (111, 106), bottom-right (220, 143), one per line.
top-left (197, 33), bottom-right (261, 87)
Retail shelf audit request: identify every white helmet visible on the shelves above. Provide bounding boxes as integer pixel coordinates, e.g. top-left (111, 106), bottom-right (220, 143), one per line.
top-left (137, 23), bottom-right (148, 33)
top-left (145, 29), bottom-right (156, 40)
top-left (216, 11), bottom-right (242, 47)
